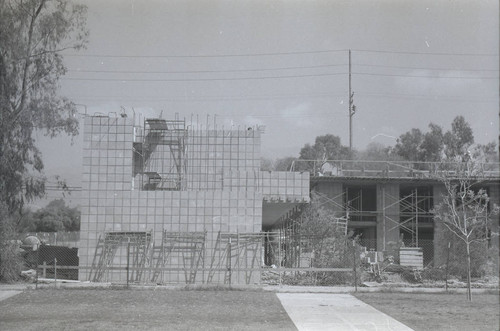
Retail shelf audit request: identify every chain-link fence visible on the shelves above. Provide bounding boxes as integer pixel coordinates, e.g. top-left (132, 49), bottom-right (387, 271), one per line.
top-left (21, 231), bottom-right (362, 287)
top-left (21, 244), bottom-right (79, 283)
top-left (20, 232), bottom-right (497, 288)
top-left (21, 232), bottom-right (79, 248)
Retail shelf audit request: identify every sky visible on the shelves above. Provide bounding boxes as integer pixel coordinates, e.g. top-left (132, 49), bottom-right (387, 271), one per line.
top-left (34, 0), bottom-right (499, 206)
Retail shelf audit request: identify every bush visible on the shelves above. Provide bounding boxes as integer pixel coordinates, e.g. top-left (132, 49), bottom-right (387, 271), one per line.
top-left (0, 203), bottom-right (27, 282)
top-left (400, 268), bottom-right (422, 283)
top-left (0, 241), bottom-right (24, 282)
top-left (435, 228), bottom-right (492, 279)
top-left (421, 267), bottom-right (446, 281)
top-left (381, 264), bottom-right (423, 283)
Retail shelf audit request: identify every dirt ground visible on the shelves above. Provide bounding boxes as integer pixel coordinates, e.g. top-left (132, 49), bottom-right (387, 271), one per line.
top-left (354, 292), bottom-right (500, 331)
top-left (0, 288), bottom-right (296, 331)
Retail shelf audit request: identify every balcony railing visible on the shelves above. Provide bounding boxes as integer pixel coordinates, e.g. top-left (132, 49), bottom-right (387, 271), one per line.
top-left (289, 159), bottom-right (500, 179)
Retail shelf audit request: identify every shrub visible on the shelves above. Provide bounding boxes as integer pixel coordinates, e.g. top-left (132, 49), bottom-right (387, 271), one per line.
top-left (0, 202), bottom-right (29, 282)
top-left (0, 227), bottom-right (24, 282)
top-left (435, 228), bottom-right (492, 279)
top-left (421, 267), bottom-right (446, 281)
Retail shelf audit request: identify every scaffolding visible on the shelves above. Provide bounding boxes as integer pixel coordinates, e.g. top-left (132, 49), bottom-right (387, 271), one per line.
top-left (385, 187), bottom-right (433, 247)
top-left (208, 232), bottom-right (263, 285)
top-left (310, 190), bottom-right (351, 235)
top-left (134, 117), bottom-right (188, 191)
top-left (89, 231), bottom-right (152, 283)
top-left (343, 186), bottom-right (378, 223)
top-left (150, 231), bottom-right (206, 284)
top-left (313, 185), bottom-right (433, 247)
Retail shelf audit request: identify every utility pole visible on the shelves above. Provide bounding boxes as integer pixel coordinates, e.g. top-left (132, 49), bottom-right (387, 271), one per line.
top-left (348, 49), bottom-right (356, 154)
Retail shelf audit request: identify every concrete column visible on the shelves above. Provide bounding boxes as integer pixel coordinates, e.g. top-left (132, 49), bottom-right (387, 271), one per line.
top-left (486, 183), bottom-right (500, 276)
top-left (376, 183), bottom-right (400, 252)
top-left (488, 183), bottom-right (499, 250)
top-left (433, 183), bottom-right (447, 266)
top-left (315, 181), bottom-right (344, 216)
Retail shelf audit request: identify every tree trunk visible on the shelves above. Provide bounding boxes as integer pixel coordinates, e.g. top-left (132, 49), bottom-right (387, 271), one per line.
top-left (466, 242), bottom-right (472, 301)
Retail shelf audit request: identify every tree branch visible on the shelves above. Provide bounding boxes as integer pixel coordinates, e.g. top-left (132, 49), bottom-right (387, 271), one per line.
top-left (12, 0), bottom-right (47, 124)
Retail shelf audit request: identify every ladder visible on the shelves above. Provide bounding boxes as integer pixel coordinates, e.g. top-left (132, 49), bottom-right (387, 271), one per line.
top-left (334, 216), bottom-right (349, 236)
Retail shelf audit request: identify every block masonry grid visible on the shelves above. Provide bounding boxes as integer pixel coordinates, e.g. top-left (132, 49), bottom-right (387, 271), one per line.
top-left (80, 116), bottom-right (309, 284)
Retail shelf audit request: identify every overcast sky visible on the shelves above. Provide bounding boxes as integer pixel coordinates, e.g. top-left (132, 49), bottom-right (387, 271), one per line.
top-left (35, 0), bottom-right (499, 206)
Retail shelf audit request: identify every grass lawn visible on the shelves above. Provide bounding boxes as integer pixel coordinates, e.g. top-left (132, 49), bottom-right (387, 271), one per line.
top-left (0, 289), bottom-right (296, 331)
top-left (354, 292), bottom-right (500, 331)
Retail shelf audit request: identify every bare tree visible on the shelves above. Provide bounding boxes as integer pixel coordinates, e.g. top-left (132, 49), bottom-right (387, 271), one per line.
top-left (433, 158), bottom-right (499, 301)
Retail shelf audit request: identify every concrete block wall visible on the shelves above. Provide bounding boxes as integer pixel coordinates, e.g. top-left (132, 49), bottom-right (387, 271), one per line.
top-left (80, 116), bottom-right (308, 284)
top-left (186, 129), bottom-right (260, 191)
top-left (259, 171), bottom-right (310, 202)
top-left (81, 117), bottom-right (135, 280)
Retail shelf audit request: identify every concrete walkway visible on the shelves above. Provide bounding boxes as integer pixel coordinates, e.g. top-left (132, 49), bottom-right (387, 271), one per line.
top-left (277, 293), bottom-right (413, 331)
top-left (0, 284), bottom-right (26, 302)
top-left (0, 291), bottom-right (22, 302)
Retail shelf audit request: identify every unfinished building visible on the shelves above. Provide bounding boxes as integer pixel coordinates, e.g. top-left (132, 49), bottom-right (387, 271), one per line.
top-left (282, 160), bottom-right (500, 268)
top-left (80, 115), bottom-right (309, 284)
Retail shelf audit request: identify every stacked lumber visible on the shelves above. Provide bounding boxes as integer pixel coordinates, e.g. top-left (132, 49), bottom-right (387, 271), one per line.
top-left (399, 247), bottom-right (423, 269)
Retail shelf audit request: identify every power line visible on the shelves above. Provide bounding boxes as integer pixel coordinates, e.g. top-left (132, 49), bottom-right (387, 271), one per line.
top-left (357, 92), bottom-right (497, 102)
top-left (62, 48), bottom-right (498, 59)
top-left (219, 110), bottom-right (347, 118)
top-left (353, 72), bottom-right (498, 79)
top-left (21, 187), bottom-right (82, 192)
top-left (68, 63), bottom-right (347, 75)
top-left (352, 49), bottom-right (498, 57)
top-left (62, 71), bottom-right (497, 83)
top-left (62, 49), bottom-right (348, 59)
top-left (355, 63), bottom-right (499, 72)
top-left (62, 72), bottom-right (347, 82)
top-left (66, 89), bottom-right (497, 105)
top-left (70, 92), bottom-right (347, 102)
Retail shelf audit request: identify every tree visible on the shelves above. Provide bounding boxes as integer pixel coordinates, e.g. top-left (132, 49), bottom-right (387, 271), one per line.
top-left (359, 141), bottom-right (397, 161)
top-left (32, 199), bottom-right (80, 232)
top-left (0, 0), bottom-right (87, 281)
top-left (0, 203), bottom-right (24, 282)
top-left (299, 134), bottom-right (351, 161)
top-left (393, 117), bottom-right (479, 163)
top-left (393, 128), bottom-right (424, 161)
top-left (274, 156), bottom-right (296, 171)
top-left (443, 116), bottom-right (474, 159)
top-left (433, 158), bottom-right (499, 301)
top-left (0, 0), bottom-right (87, 211)
top-left (471, 142), bottom-right (498, 164)
top-left (260, 157), bottom-right (273, 171)
top-left (289, 192), bottom-right (361, 285)
top-left (393, 123), bottom-right (445, 162)
top-left (297, 134), bottom-right (351, 172)
top-left (420, 123), bottom-right (444, 162)
top-left (260, 156), bottom-right (297, 172)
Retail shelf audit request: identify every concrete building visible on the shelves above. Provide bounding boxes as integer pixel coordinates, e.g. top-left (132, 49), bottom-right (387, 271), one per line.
top-left (285, 159), bottom-right (500, 267)
top-left (80, 115), bottom-right (309, 284)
